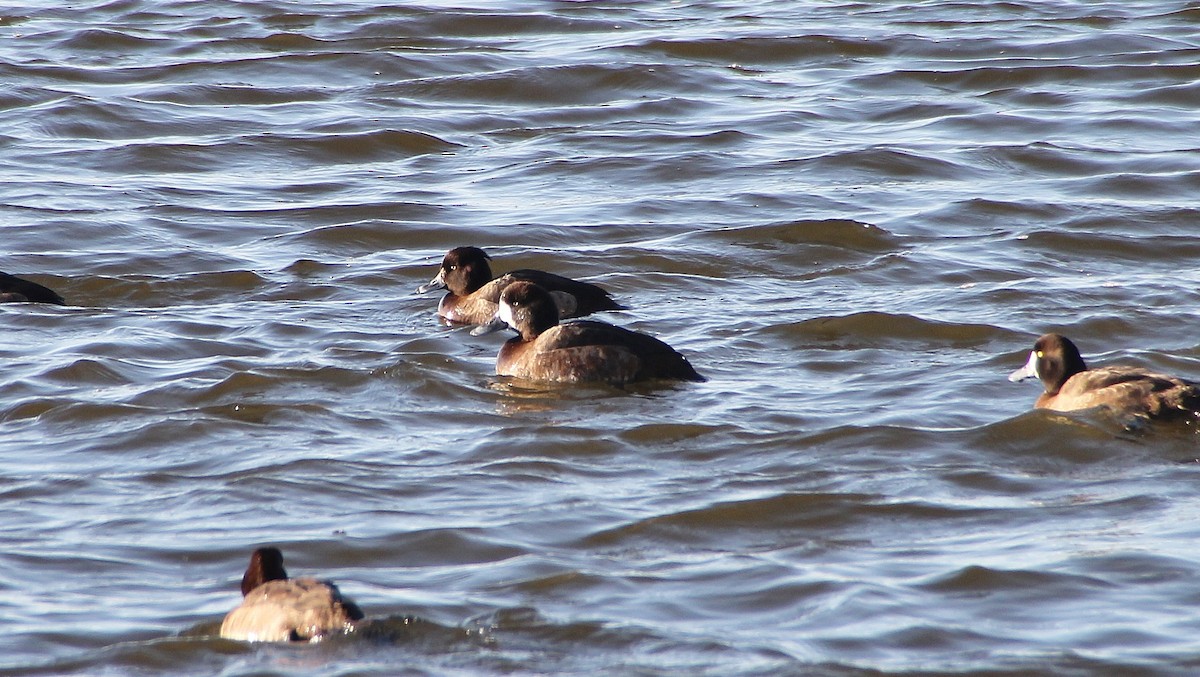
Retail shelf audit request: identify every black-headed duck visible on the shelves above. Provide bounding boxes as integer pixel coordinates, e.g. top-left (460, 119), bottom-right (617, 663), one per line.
top-left (472, 280), bottom-right (704, 384)
top-left (416, 246), bottom-right (624, 325)
top-left (0, 272), bottom-right (64, 305)
top-left (1009, 333), bottom-right (1200, 418)
top-left (220, 547), bottom-right (364, 643)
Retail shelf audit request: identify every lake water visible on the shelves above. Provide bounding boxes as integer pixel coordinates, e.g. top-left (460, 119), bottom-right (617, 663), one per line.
top-left (4, 1), bottom-right (1200, 674)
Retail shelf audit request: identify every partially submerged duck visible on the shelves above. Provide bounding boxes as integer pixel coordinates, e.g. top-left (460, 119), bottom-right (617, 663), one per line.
top-left (0, 272), bottom-right (65, 304)
top-left (416, 246), bottom-right (624, 325)
top-left (1009, 333), bottom-right (1200, 419)
top-left (220, 547), bottom-right (364, 643)
top-left (473, 280), bottom-right (704, 385)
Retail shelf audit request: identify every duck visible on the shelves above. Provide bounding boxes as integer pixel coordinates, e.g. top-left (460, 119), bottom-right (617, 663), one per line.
top-left (1008, 333), bottom-right (1200, 419)
top-left (0, 272), bottom-right (65, 304)
top-left (472, 280), bottom-right (704, 384)
top-left (219, 547), bottom-right (364, 643)
top-left (416, 246), bottom-right (624, 325)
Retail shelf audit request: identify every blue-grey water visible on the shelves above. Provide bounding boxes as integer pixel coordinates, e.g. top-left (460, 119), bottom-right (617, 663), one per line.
top-left (4, 1), bottom-right (1200, 675)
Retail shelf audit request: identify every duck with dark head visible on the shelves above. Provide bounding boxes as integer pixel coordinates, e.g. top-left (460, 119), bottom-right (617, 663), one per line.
top-left (220, 547), bottom-right (364, 643)
top-left (472, 280), bottom-right (704, 385)
top-left (1009, 333), bottom-right (1200, 420)
top-left (417, 246), bottom-right (624, 325)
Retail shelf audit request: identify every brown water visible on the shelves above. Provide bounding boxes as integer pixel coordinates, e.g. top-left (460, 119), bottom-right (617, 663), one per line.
top-left (4, 1), bottom-right (1200, 674)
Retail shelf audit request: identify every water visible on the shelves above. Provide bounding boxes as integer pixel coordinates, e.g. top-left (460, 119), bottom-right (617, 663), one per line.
top-left (4, 0), bottom-right (1200, 674)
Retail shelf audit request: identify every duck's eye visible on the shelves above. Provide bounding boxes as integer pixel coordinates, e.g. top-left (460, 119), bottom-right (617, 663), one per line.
top-left (1036, 350), bottom-right (1043, 358)
top-left (448, 265), bottom-right (457, 271)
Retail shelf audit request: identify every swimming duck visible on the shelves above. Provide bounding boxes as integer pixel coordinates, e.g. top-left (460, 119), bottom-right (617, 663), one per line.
top-left (416, 246), bottom-right (624, 325)
top-left (472, 280), bottom-right (704, 384)
top-left (219, 547), bottom-right (364, 643)
top-left (1009, 333), bottom-right (1200, 418)
top-left (0, 272), bottom-right (65, 304)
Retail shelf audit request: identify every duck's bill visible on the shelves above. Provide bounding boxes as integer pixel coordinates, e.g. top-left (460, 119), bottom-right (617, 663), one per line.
top-left (470, 315), bottom-right (508, 336)
top-left (1008, 351), bottom-right (1038, 382)
top-left (416, 273), bottom-right (446, 294)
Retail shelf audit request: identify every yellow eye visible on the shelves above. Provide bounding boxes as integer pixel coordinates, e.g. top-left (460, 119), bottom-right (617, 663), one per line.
top-left (1035, 351), bottom-right (1043, 358)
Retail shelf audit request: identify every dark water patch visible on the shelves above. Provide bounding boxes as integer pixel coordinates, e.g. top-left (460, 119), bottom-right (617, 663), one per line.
top-left (860, 62), bottom-right (1200, 94)
top-left (250, 31), bottom-right (338, 51)
top-left (616, 422), bottom-right (739, 446)
top-left (72, 141), bottom-right (243, 175)
top-left (468, 424), bottom-right (628, 465)
top-left (63, 129), bottom-right (459, 174)
top-left (0, 85), bottom-right (62, 113)
top-left (920, 564), bottom-right (1112, 597)
top-left (193, 364), bottom-right (375, 401)
top-left (701, 219), bottom-right (897, 254)
top-left (614, 219), bottom-right (901, 279)
top-left (151, 270), bottom-right (273, 304)
top-left (542, 128), bottom-right (756, 159)
top-left (784, 147), bottom-right (984, 182)
top-left (771, 312), bottom-right (1000, 350)
top-left (134, 83), bottom-right (336, 106)
top-left (507, 151), bottom-right (746, 187)
top-left (32, 95), bottom-right (191, 141)
top-left (468, 607), bottom-right (800, 676)
top-left (971, 411), bottom-right (1160, 465)
top-left (1126, 79), bottom-right (1200, 106)
top-left (1075, 169), bottom-right (1200, 200)
top-left (970, 142), bottom-right (1113, 177)
top-left (54, 28), bottom-right (172, 54)
top-left (398, 8), bottom-right (633, 39)
top-left (16, 400), bottom-right (161, 429)
top-left (863, 100), bottom-right (983, 125)
top-left (1069, 551), bottom-right (1198, 587)
top-left (582, 492), bottom-right (989, 551)
top-left (38, 359), bottom-right (131, 388)
top-left (388, 528), bottom-right (526, 568)
top-left (1013, 230), bottom-right (1200, 266)
top-left (17, 616), bottom-right (472, 677)
top-left (278, 217), bottom-right (459, 255)
top-left (400, 62), bottom-right (712, 106)
top-left (50, 270), bottom-right (270, 307)
top-left (281, 128), bottom-right (462, 164)
top-left (635, 34), bottom-right (893, 65)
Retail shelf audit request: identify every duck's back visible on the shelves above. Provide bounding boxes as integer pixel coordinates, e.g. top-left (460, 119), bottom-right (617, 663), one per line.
top-left (442, 272), bottom-right (617, 324)
top-left (220, 578), bottom-right (362, 642)
top-left (500, 320), bottom-right (703, 384)
top-left (495, 270), bottom-right (623, 316)
top-left (1043, 366), bottom-right (1200, 417)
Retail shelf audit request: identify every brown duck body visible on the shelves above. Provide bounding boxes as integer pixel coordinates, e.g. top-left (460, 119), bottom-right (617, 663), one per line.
top-left (1033, 366), bottom-right (1200, 417)
top-left (418, 247), bottom-right (623, 325)
top-left (478, 281), bottom-right (703, 385)
top-left (219, 547), bottom-right (364, 643)
top-left (497, 319), bottom-right (705, 384)
top-left (0, 272), bottom-right (64, 305)
top-left (1010, 333), bottom-right (1200, 419)
top-left (220, 577), bottom-right (363, 642)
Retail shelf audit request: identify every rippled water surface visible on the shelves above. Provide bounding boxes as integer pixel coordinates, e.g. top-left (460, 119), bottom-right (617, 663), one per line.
top-left (5, 1), bottom-right (1200, 674)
